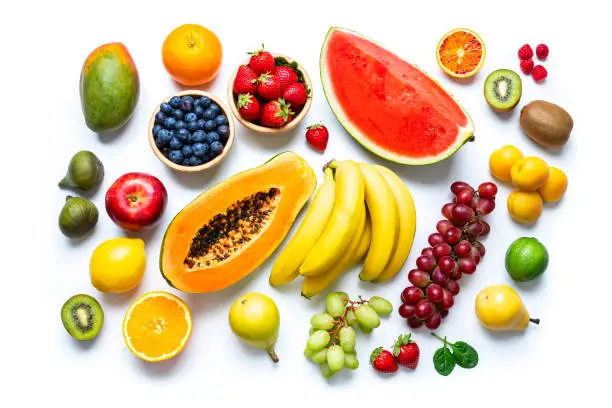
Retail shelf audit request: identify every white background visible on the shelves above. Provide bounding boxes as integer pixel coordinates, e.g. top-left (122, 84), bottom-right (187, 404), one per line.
top-left (1, 0), bottom-right (608, 406)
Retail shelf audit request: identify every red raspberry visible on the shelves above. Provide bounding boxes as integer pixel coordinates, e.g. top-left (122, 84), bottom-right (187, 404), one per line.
top-left (532, 65), bottom-right (548, 82)
top-left (520, 59), bottom-right (534, 74)
top-left (536, 44), bottom-right (549, 59)
top-left (518, 44), bottom-right (534, 60)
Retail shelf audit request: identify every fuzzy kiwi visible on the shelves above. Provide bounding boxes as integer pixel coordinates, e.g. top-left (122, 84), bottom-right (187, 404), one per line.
top-left (61, 294), bottom-right (104, 341)
top-left (484, 69), bottom-right (522, 112)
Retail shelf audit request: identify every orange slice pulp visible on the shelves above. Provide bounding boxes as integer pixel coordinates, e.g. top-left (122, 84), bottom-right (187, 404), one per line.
top-left (122, 291), bottom-right (192, 362)
top-left (436, 28), bottom-right (486, 78)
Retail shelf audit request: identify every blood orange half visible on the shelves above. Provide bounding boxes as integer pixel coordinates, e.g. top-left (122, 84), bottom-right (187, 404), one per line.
top-left (436, 28), bottom-right (486, 78)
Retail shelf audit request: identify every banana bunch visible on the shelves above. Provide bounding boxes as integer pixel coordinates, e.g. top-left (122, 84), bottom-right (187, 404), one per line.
top-left (270, 160), bottom-right (416, 298)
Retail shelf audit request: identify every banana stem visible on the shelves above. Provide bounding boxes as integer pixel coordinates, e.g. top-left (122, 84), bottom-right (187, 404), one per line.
top-left (323, 159), bottom-right (337, 172)
top-left (529, 318), bottom-right (540, 325)
top-left (267, 347), bottom-right (279, 363)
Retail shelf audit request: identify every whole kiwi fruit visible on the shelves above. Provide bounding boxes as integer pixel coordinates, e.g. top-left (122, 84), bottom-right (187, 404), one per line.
top-left (520, 100), bottom-right (573, 148)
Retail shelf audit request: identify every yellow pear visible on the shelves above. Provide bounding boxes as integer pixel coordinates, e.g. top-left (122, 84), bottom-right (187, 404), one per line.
top-left (475, 284), bottom-right (539, 331)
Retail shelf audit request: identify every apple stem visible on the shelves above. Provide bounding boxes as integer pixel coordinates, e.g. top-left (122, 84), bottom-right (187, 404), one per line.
top-left (267, 347), bottom-right (279, 363)
top-left (530, 318), bottom-right (540, 325)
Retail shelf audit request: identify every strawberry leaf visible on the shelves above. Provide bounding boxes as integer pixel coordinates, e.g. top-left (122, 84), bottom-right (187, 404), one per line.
top-left (237, 94), bottom-right (254, 109)
top-left (247, 43), bottom-right (266, 56)
top-left (370, 346), bottom-right (383, 364)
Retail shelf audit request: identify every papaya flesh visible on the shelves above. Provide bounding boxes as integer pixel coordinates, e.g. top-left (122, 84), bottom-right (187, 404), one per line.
top-left (80, 42), bottom-right (139, 132)
top-left (160, 152), bottom-right (316, 293)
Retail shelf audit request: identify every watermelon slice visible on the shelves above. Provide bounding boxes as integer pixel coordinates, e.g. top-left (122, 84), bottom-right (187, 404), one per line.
top-left (320, 27), bottom-right (474, 165)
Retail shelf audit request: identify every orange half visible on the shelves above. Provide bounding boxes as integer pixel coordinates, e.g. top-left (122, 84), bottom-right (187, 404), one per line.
top-left (436, 28), bottom-right (486, 78)
top-left (122, 291), bottom-right (192, 362)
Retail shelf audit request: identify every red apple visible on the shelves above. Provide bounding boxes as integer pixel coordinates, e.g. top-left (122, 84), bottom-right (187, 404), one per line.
top-left (105, 172), bottom-right (167, 231)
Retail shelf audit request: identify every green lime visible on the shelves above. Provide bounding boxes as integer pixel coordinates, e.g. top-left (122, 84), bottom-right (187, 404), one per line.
top-left (505, 237), bottom-right (549, 281)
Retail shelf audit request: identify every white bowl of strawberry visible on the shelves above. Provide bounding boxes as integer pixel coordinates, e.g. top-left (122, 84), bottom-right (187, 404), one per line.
top-left (227, 46), bottom-right (312, 133)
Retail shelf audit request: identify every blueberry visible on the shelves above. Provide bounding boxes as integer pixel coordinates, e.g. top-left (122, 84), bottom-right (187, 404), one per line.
top-left (162, 147), bottom-right (171, 156)
top-left (164, 117), bottom-right (177, 129)
top-left (204, 120), bottom-right (217, 132)
top-left (155, 111), bottom-right (166, 124)
top-left (160, 103), bottom-right (173, 114)
top-left (201, 153), bottom-right (212, 163)
top-left (192, 142), bottom-right (209, 158)
top-left (196, 96), bottom-right (211, 108)
top-left (152, 124), bottom-right (162, 137)
top-left (205, 131), bottom-right (220, 144)
top-left (217, 125), bottom-right (230, 141)
top-left (202, 108), bottom-right (216, 120)
top-left (177, 128), bottom-right (189, 143)
top-left (194, 105), bottom-right (204, 117)
top-left (169, 96), bottom-right (182, 108)
top-left (196, 119), bottom-right (206, 130)
top-left (175, 120), bottom-right (186, 130)
top-left (168, 150), bottom-right (184, 164)
top-left (209, 103), bottom-right (221, 115)
top-left (157, 129), bottom-right (172, 146)
top-left (210, 141), bottom-right (224, 156)
top-left (184, 112), bottom-right (198, 122)
top-left (186, 120), bottom-right (200, 132)
top-left (190, 156), bottom-right (203, 166)
top-left (182, 157), bottom-right (192, 166)
top-left (192, 130), bottom-right (206, 143)
top-left (170, 109), bottom-right (183, 121)
top-left (182, 145), bottom-right (193, 158)
top-left (215, 115), bottom-right (228, 126)
top-left (180, 96), bottom-right (195, 112)
top-left (170, 136), bottom-right (183, 150)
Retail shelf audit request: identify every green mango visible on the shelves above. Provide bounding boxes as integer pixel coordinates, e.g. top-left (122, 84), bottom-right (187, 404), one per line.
top-left (80, 42), bottom-right (139, 132)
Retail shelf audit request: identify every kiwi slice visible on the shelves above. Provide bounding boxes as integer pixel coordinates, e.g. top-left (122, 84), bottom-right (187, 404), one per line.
top-left (484, 69), bottom-right (522, 112)
top-left (61, 294), bottom-right (104, 341)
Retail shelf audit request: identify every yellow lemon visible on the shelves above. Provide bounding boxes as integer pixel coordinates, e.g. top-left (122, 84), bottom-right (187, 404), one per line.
top-left (510, 156), bottom-right (549, 191)
top-left (507, 190), bottom-right (543, 224)
top-left (538, 166), bottom-right (568, 203)
top-left (90, 238), bottom-right (146, 293)
top-left (489, 145), bottom-right (523, 181)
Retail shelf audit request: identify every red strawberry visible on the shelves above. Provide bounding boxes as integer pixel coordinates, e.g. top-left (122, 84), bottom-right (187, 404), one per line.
top-left (370, 347), bottom-right (398, 374)
top-left (257, 74), bottom-right (283, 100)
top-left (236, 93), bottom-right (260, 121)
top-left (248, 44), bottom-right (275, 75)
top-left (392, 334), bottom-right (420, 369)
top-left (233, 65), bottom-right (258, 95)
top-left (260, 99), bottom-right (294, 128)
top-left (283, 82), bottom-right (308, 107)
top-left (274, 65), bottom-right (299, 90)
top-left (520, 59), bottom-right (534, 75)
top-left (305, 123), bottom-right (329, 151)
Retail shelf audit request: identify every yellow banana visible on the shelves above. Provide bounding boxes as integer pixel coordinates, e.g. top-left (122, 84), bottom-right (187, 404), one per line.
top-left (353, 211), bottom-right (371, 263)
top-left (358, 163), bottom-right (399, 281)
top-left (372, 165), bottom-right (417, 283)
top-left (270, 168), bottom-right (336, 286)
top-left (299, 160), bottom-right (364, 277)
top-left (301, 201), bottom-right (366, 299)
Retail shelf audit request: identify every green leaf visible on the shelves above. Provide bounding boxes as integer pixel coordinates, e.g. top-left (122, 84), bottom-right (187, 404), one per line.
top-left (433, 346), bottom-right (455, 376)
top-left (451, 341), bottom-right (479, 369)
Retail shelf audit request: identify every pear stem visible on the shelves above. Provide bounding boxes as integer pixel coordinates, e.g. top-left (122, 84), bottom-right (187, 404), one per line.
top-left (267, 347), bottom-right (279, 363)
top-left (529, 318), bottom-right (540, 325)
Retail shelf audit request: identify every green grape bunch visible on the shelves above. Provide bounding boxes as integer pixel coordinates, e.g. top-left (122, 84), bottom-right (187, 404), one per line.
top-left (304, 292), bottom-right (393, 378)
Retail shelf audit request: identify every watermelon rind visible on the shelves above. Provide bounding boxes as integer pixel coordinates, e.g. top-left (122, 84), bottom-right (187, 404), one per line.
top-left (320, 27), bottom-right (475, 166)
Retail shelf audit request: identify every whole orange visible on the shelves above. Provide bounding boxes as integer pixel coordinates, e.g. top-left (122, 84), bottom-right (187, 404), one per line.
top-left (162, 24), bottom-right (222, 86)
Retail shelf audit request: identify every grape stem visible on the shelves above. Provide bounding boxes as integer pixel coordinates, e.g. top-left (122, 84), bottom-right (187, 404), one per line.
top-left (328, 296), bottom-right (370, 344)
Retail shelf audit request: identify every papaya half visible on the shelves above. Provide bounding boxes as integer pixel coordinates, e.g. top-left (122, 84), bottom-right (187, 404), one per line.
top-left (80, 42), bottom-right (140, 132)
top-left (160, 152), bottom-right (317, 293)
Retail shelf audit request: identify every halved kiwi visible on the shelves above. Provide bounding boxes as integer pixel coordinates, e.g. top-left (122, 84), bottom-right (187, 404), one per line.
top-left (484, 69), bottom-right (522, 112)
top-left (61, 294), bottom-right (104, 341)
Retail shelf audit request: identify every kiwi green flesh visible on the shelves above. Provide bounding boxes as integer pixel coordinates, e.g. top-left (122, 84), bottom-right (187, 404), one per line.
top-left (485, 69), bottom-right (522, 111)
top-left (61, 294), bottom-right (104, 341)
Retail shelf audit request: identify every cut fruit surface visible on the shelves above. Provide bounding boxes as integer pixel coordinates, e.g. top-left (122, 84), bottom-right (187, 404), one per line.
top-left (484, 69), bottom-right (522, 112)
top-left (436, 28), bottom-right (486, 78)
top-left (320, 27), bottom-right (474, 165)
top-left (122, 291), bottom-right (192, 362)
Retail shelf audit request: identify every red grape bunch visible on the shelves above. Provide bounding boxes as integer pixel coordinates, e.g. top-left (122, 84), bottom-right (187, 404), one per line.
top-left (398, 181), bottom-right (498, 330)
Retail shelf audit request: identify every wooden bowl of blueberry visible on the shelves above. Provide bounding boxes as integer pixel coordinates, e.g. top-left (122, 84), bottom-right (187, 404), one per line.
top-left (148, 90), bottom-right (235, 172)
